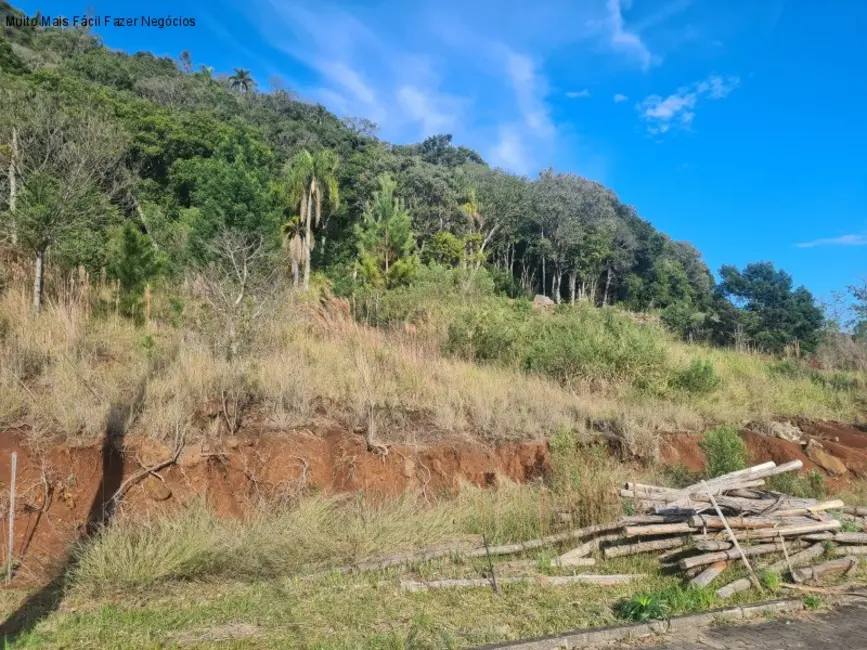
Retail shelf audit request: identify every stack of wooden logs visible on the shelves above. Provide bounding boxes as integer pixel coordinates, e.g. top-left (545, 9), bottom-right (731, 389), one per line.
top-left (591, 459), bottom-right (865, 598)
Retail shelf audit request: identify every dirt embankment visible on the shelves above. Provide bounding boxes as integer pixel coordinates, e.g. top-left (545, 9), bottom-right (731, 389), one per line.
top-left (0, 426), bottom-right (550, 583)
top-left (1, 418), bottom-right (866, 585)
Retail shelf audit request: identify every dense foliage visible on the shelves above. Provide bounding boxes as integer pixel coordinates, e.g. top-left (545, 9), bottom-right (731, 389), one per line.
top-left (0, 3), bottom-right (849, 358)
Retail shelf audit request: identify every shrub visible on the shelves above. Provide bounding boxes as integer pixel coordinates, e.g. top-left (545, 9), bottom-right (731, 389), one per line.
top-left (615, 594), bottom-right (670, 621)
top-left (766, 469), bottom-right (827, 500)
top-left (671, 359), bottom-right (722, 394)
top-left (699, 425), bottom-right (747, 478)
top-left (803, 594), bottom-right (824, 610)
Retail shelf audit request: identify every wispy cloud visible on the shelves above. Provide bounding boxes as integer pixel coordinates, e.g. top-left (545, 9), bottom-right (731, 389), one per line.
top-left (490, 124), bottom-right (530, 174)
top-left (613, 93), bottom-right (629, 103)
top-left (602, 0), bottom-right (655, 70)
top-left (505, 50), bottom-right (554, 139)
top-left (638, 74), bottom-right (740, 134)
top-left (796, 234), bottom-right (867, 248)
top-left (255, 0), bottom-right (464, 140)
top-left (566, 89), bottom-right (591, 99)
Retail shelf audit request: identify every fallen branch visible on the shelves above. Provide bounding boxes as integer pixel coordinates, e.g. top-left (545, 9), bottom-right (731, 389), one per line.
top-left (111, 426), bottom-right (186, 504)
top-left (792, 556), bottom-right (860, 584)
top-left (604, 538), bottom-right (684, 559)
top-left (689, 560), bottom-right (727, 588)
top-left (680, 540), bottom-right (807, 570)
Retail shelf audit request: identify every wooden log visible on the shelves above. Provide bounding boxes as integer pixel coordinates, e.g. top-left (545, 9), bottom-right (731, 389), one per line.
top-left (604, 537), bottom-right (684, 559)
top-left (727, 521), bottom-right (841, 542)
top-left (704, 480), bottom-right (761, 593)
top-left (801, 533), bottom-right (837, 542)
top-left (689, 560), bottom-right (727, 588)
top-left (833, 546), bottom-right (867, 556)
top-left (716, 576), bottom-right (753, 599)
top-left (620, 515), bottom-right (689, 525)
top-left (555, 533), bottom-right (623, 562)
top-left (688, 515), bottom-right (826, 530)
top-left (658, 546), bottom-right (688, 563)
top-left (685, 462), bottom-right (776, 490)
top-left (792, 557), bottom-right (860, 584)
top-left (340, 540), bottom-right (483, 573)
top-left (827, 533), bottom-right (867, 544)
top-left (694, 539), bottom-right (732, 551)
top-left (843, 506), bottom-right (867, 516)
top-left (400, 574), bottom-right (644, 591)
top-left (774, 500), bottom-right (844, 517)
top-left (680, 541), bottom-right (807, 570)
top-left (763, 543), bottom-right (826, 574)
top-left (463, 522), bottom-right (624, 559)
top-left (624, 522), bottom-right (693, 537)
top-left (551, 557), bottom-right (597, 568)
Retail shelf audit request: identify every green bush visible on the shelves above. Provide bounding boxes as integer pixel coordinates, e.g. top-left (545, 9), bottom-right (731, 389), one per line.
top-left (766, 469), bottom-right (827, 499)
top-left (671, 359), bottom-right (722, 394)
top-left (615, 586), bottom-right (718, 622)
top-left (446, 299), bottom-right (671, 387)
top-left (699, 425), bottom-right (747, 478)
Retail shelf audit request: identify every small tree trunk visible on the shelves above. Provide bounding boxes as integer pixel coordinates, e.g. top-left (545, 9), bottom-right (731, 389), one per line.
top-left (569, 271), bottom-right (577, 303)
top-left (291, 260), bottom-right (300, 287)
top-left (541, 256), bottom-right (546, 297)
top-left (33, 248), bottom-right (45, 311)
top-left (303, 190), bottom-right (314, 291)
top-left (603, 267), bottom-right (613, 305)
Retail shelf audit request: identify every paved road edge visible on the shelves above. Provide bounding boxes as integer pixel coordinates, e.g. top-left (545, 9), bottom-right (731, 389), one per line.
top-left (472, 598), bottom-right (804, 650)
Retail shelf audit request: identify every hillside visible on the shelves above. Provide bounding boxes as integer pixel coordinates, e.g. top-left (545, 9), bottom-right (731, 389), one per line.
top-left (1, 5), bottom-right (867, 648)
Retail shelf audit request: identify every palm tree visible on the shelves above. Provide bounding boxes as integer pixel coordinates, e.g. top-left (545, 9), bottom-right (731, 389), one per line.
top-left (229, 68), bottom-right (256, 94)
top-left (282, 149), bottom-right (340, 290)
top-left (281, 216), bottom-right (304, 287)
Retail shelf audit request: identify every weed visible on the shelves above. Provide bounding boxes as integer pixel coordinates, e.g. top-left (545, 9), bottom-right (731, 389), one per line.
top-left (759, 569), bottom-right (781, 594)
top-left (803, 594), bottom-right (824, 610)
top-left (615, 594), bottom-right (670, 622)
top-left (699, 426), bottom-right (747, 479)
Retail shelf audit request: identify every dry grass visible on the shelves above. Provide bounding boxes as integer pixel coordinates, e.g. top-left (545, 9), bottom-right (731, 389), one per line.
top-left (0, 276), bottom-right (863, 449)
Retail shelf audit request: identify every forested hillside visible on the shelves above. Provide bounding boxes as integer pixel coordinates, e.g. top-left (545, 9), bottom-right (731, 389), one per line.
top-left (1, 0), bottom-right (863, 363)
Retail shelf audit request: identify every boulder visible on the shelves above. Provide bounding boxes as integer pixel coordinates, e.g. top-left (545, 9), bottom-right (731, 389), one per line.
top-left (533, 294), bottom-right (555, 308)
top-left (805, 439), bottom-right (847, 477)
top-left (768, 421), bottom-right (804, 443)
top-left (143, 474), bottom-right (172, 501)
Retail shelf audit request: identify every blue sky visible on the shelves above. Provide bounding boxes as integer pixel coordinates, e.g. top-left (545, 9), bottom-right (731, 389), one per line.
top-left (17, 0), bottom-right (867, 308)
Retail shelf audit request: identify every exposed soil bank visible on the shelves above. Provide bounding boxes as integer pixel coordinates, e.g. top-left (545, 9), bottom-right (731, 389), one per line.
top-left (0, 418), bottom-right (865, 585)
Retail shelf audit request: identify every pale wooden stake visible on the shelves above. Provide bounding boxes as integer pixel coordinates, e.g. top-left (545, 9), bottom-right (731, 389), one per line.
top-left (703, 480), bottom-right (762, 592)
top-left (7, 452), bottom-right (16, 583)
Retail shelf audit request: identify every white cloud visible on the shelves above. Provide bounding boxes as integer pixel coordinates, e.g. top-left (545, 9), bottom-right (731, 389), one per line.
top-left (638, 74), bottom-right (740, 134)
top-left (604, 0), bottom-right (655, 70)
top-left (490, 125), bottom-right (531, 175)
top-left (397, 85), bottom-right (457, 135)
top-left (566, 89), bottom-right (591, 99)
top-left (254, 0), bottom-right (464, 140)
top-left (796, 234), bottom-right (867, 248)
top-left (505, 50), bottom-right (554, 139)
top-left (613, 93), bottom-right (629, 103)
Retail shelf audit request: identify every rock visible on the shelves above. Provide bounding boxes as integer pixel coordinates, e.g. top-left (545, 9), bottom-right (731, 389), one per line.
top-left (143, 475), bottom-right (172, 501)
top-left (178, 444), bottom-right (202, 468)
top-left (137, 439), bottom-right (172, 467)
top-left (768, 421), bottom-right (804, 443)
top-left (805, 439), bottom-right (848, 476)
top-left (533, 294), bottom-right (555, 308)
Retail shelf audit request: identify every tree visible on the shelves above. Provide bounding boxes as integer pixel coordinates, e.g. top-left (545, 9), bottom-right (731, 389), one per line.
top-left (354, 173), bottom-right (417, 288)
top-left (228, 68), bottom-right (255, 94)
top-left (108, 222), bottom-right (163, 318)
top-left (1, 92), bottom-right (128, 309)
top-left (282, 148), bottom-right (340, 290)
top-left (178, 50), bottom-right (193, 73)
top-left (717, 262), bottom-right (824, 354)
top-left (849, 279), bottom-right (867, 335)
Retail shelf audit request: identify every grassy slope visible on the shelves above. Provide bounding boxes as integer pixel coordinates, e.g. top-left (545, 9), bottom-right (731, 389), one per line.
top-left (1, 277), bottom-right (866, 647)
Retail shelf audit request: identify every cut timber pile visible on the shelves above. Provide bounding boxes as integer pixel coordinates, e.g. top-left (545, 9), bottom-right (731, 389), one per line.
top-left (611, 459), bottom-right (865, 598)
top-left (324, 459), bottom-right (865, 597)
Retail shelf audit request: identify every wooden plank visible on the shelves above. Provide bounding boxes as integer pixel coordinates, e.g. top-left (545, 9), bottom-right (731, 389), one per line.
top-left (727, 521), bottom-right (841, 542)
top-left (689, 561), bottom-right (727, 588)
top-left (603, 538), bottom-right (684, 559)
top-left (774, 500), bottom-right (844, 517)
top-left (843, 506), bottom-right (867, 516)
top-left (694, 539), bottom-right (732, 551)
top-left (555, 533), bottom-right (622, 562)
top-left (400, 574), bottom-right (644, 591)
top-left (833, 546), bottom-right (867, 556)
top-left (685, 462), bottom-right (776, 490)
top-left (792, 557), bottom-right (860, 584)
top-left (680, 541), bottom-right (807, 570)
top-left (624, 522), bottom-right (692, 537)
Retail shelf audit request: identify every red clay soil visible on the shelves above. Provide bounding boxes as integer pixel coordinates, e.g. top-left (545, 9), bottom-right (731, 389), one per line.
top-left (2, 418), bottom-right (867, 587)
top-left (0, 426), bottom-right (550, 585)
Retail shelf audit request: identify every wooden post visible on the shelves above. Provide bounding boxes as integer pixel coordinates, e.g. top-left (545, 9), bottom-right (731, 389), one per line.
top-left (703, 480), bottom-right (761, 592)
top-left (7, 452), bottom-right (16, 583)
